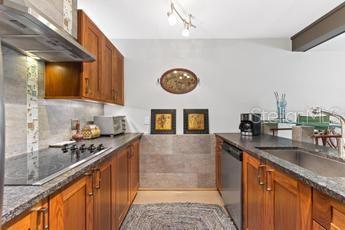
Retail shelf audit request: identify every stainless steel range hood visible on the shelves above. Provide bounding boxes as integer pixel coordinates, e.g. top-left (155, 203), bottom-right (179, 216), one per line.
top-left (0, 0), bottom-right (95, 62)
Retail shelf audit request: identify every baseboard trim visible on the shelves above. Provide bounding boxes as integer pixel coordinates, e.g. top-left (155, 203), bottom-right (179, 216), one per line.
top-left (139, 187), bottom-right (217, 191)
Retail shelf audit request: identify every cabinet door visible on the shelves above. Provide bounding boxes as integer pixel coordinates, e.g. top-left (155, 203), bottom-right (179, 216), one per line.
top-left (243, 152), bottom-right (266, 230)
top-left (94, 161), bottom-right (113, 230)
top-left (49, 176), bottom-right (93, 230)
top-left (112, 48), bottom-right (124, 105)
top-left (215, 137), bottom-right (223, 192)
top-left (78, 10), bottom-right (102, 100)
top-left (101, 37), bottom-right (114, 102)
top-left (4, 200), bottom-right (49, 230)
top-left (116, 147), bottom-right (131, 226)
top-left (265, 165), bottom-right (312, 230)
top-left (330, 200), bottom-right (345, 230)
top-left (129, 140), bottom-right (140, 202)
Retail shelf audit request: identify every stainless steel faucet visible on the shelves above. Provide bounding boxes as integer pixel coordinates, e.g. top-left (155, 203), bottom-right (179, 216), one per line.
top-left (312, 107), bottom-right (345, 157)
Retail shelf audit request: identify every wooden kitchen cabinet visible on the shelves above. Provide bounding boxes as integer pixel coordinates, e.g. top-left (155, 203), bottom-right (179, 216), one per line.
top-left (129, 140), bottom-right (140, 202)
top-left (101, 37), bottom-right (114, 102)
top-left (93, 160), bottom-right (114, 230)
top-left (116, 146), bottom-right (131, 227)
top-left (79, 10), bottom-right (103, 100)
top-left (3, 199), bottom-right (48, 230)
top-left (265, 164), bottom-right (312, 230)
top-left (243, 152), bottom-right (312, 230)
top-left (112, 47), bottom-right (124, 105)
top-left (45, 10), bottom-right (125, 105)
top-left (243, 152), bottom-right (266, 230)
top-left (215, 137), bottom-right (223, 192)
top-left (313, 190), bottom-right (345, 230)
top-left (49, 176), bottom-right (94, 230)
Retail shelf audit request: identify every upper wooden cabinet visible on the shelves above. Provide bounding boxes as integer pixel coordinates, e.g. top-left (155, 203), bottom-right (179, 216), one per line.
top-left (113, 47), bottom-right (124, 105)
top-left (78, 10), bottom-right (103, 100)
top-left (243, 152), bottom-right (312, 230)
top-left (45, 10), bottom-right (125, 105)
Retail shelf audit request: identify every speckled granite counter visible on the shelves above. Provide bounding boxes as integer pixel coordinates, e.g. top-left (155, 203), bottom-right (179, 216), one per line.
top-left (216, 133), bottom-right (345, 204)
top-left (2, 133), bottom-right (142, 225)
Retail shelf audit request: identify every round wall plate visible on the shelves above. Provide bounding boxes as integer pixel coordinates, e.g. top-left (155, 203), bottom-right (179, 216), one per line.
top-left (160, 68), bottom-right (198, 94)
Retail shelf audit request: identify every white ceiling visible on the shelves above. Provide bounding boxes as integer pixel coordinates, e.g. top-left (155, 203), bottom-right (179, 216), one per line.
top-left (78, 0), bottom-right (344, 39)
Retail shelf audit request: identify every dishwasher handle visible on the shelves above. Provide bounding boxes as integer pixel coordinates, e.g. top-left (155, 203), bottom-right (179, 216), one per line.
top-left (222, 142), bottom-right (242, 161)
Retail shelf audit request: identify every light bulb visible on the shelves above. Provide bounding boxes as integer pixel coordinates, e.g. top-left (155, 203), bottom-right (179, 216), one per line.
top-left (182, 27), bottom-right (190, 37)
top-left (168, 13), bottom-right (177, 26)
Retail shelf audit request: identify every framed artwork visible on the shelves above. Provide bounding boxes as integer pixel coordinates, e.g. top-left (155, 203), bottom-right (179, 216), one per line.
top-left (184, 109), bottom-right (209, 134)
top-left (151, 109), bottom-right (176, 134)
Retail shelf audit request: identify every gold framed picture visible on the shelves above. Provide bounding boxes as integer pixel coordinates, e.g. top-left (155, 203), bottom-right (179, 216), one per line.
top-left (184, 109), bottom-right (209, 134)
top-left (151, 109), bottom-right (176, 134)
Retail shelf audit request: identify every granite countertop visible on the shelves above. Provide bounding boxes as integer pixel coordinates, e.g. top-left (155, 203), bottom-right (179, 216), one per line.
top-left (2, 133), bottom-right (142, 225)
top-left (216, 133), bottom-right (345, 204)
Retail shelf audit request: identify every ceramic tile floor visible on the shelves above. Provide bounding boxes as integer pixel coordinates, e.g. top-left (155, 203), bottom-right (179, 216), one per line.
top-left (133, 191), bottom-right (225, 207)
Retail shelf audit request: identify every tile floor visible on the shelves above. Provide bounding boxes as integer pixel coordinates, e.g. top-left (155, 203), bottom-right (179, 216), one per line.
top-left (133, 190), bottom-right (225, 207)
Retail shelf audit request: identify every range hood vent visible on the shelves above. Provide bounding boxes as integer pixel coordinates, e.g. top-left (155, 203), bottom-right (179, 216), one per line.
top-left (0, 0), bottom-right (95, 62)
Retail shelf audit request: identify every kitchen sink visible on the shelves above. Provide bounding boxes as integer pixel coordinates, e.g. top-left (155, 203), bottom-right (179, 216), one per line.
top-left (256, 147), bottom-right (345, 178)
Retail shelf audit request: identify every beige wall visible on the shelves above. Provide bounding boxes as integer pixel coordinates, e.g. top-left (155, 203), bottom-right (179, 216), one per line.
top-left (140, 134), bottom-right (215, 189)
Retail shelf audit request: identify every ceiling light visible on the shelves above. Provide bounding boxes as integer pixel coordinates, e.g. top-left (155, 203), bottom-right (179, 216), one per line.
top-left (182, 24), bottom-right (190, 37)
top-left (168, 13), bottom-right (177, 26)
top-left (167, 3), bottom-right (177, 26)
top-left (167, 1), bottom-right (196, 37)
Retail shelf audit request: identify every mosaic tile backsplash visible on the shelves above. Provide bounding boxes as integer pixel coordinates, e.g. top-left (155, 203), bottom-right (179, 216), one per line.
top-left (3, 46), bottom-right (104, 158)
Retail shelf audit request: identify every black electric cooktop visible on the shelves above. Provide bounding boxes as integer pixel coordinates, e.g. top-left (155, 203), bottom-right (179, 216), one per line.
top-left (5, 143), bottom-right (109, 186)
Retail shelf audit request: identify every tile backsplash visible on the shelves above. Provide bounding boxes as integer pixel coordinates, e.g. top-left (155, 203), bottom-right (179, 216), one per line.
top-left (3, 46), bottom-right (104, 158)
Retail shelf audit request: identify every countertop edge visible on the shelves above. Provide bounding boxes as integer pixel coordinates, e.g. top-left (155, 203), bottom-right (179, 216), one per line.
top-left (215, 133), bottom-right (345, 205)
top-left (1, 133), bottom-right (143, 225)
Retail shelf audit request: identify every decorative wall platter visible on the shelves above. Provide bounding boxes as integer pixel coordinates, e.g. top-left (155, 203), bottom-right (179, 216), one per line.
top-left (160, 68), bottom-right (198, 94)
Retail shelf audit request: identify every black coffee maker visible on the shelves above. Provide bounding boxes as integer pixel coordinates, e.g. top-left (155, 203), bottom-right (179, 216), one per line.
top-left (239, 113), bottom-right (261, 136)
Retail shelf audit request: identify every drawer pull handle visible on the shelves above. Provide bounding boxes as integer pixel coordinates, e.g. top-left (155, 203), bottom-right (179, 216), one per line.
top-left (258, 165), bottom-right (265, 186)
top-left (85, 171), bottom-right (94, 196)
top-left (266, 169), bottom-right (274, 191)
top-left (38, 207), bottom-right (48, 230)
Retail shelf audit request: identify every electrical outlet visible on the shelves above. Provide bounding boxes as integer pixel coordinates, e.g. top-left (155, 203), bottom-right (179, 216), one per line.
top-left (144, 116), bottom-right (150, 125)
top-left (71, 119), bottom-right (79, 130)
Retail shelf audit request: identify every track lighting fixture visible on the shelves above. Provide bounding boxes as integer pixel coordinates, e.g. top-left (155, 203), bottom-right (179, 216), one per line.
top-left (166, 1), bottom-right (196, 37)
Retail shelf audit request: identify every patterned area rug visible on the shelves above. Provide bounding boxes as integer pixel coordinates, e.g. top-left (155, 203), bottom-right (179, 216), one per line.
top-left (120, 203), bottom-right (237, 230)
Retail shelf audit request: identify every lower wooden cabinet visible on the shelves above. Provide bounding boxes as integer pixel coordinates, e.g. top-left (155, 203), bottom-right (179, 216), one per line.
top-left (115, 147), bottom-right (131, 227)
top-left (243, 152), bottom-right (312, 230)
top-left (129, 140), bottom-right (140, 202)
top-left (94, 160), bottom-right (113, 230)
top-left (3, 199), bottom-right (48, 230)
top-left (49, 176), bottom-right (93, 230)
top-left (313, 189), bottom-right (345, 230)
top-left (243, 152), bottom-right (266, 230)
top-left (265, 164), bottom-right (312, 230)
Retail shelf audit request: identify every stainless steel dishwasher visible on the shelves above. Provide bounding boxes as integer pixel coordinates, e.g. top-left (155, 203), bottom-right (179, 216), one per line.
top-left (221, 142), bottom-right (242, 230)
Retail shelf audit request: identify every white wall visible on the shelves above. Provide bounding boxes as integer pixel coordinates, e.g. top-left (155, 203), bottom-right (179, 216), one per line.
top-left (104, 39), bottom-right (345, 134)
